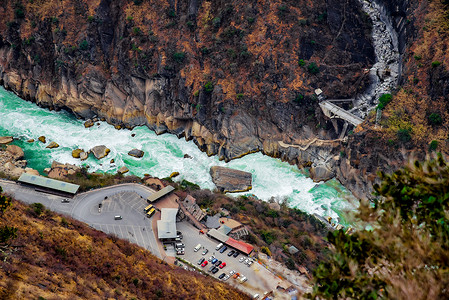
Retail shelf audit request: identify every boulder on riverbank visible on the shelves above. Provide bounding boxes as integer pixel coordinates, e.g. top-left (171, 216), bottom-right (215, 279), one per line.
top-left (48, 161), bottom-right (81, 179)
top-left (84, 119), bottom-right (94, 128)
top-left (310, 162), bottom-right (335, 182)
top-left (6, 145), bottom-right (24, 160)
top-left (128, 149), bottom-right (144, 158)
top-left (46, 141), bottom-right (59, 149)
top-left (80, 151), bottom-right (88, 160)
top-left (90, 145), bottom-right (110, 159)
top-left (210, 166), bottom-right (252, 193)
top-left (38, 136), bottom-right (46, 143)
top-left (0, 136), bottom-right (13, 144)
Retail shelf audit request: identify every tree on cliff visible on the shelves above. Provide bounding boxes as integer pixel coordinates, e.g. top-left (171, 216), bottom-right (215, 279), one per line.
top-left (308, 153), bottom-right (449, 299)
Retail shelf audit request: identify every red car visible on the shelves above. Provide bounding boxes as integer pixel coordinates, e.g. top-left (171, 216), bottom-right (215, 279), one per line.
top-left (201, 260), bottom-right (208, 267)
top-left (219, 262), bottom-right (226, 269)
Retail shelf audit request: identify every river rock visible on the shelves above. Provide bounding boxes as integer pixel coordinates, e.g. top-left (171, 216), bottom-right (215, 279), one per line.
top-left (128, 149), bottom-right (144, 158)
top-left (72, 148), bottom-right (84, 158)
top-left (0, 136), bottom-right (13, 144)
top-left (15, 160), bottom-right (27, 168)
top-left (84, 119), bottom-right (94, 128)
top-left (38, 136), bottom-right (46, 143)
top-left (118, 166), bottom-right (129, 174)
top-left (46, 141), bottom-right (59, 149)
top-left (170, 171), bottom-right (180, 178)
top-left (110, 158), bottom-right (115, 164)
top-left (210, 166), bottom-right (252, 193)
top-left (183, 154), bottom-right (192, 159)
top-left (27, 139), bottom-right (35, 143)
top-left (6, 145), bottom-right (24, 160)
top-left (25, 168), bottom-right (40, 176)
top-left (310, 163), bottom-right (334, 182)
top-left (80, 151), bottom-right (88, 160)
top-left (90, 145), bottom-right (110, 159)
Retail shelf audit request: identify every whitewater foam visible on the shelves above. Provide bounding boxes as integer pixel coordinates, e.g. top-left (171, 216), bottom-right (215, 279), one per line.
top-left (0, 87), bottom-right (357, 224)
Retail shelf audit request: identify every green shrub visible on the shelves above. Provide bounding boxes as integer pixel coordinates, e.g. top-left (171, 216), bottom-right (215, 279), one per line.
top-left (428, 113), bottom-right (442, 125)
top-left (236, 93), bottom-right (244, 100)
top-left (51, 17), bottom-right (58, 24)
top-left (261, 246), bottom-right (271, 256)
top-left (212, 17), bottom-right (221, 28)
top-left (173, 52), bottom-right (186, 63)
top-left (126, 16), bottom-right (133, 21)
top-left (431, 60), bottom-right (441, 68)
top-left (30, 203), bottom-right (45, 216)
top-left (307, 62), bottom-right (319, 74)
top-left (133, 27), bottom-right (141, 35)
top-left (79, 40), bottom-right (89, 51)
top-left (14, 7), bottom-right (25, 19)
top-left (247, 17), bottom-right (255, 24)
top-left (87, 16), bottom-right (94, 22)
top-left (167, 9), bottom-right (176, 18)
top-left (294, 93), bottom-right (304, 104)
top-left (133, 0), bottom-right (143, 5)
top-left (204, 81), bottom-right (214, 93)
top-left (397, 128), bottom-right (412, 143)
top-left (193, 90), bottom-right (199, 97)
top-left (298, 59), bottom-right (305, 66)
top-left (414, 55), bottom-right (422, 61)
top-left (377, 93), bottom-right (392, 110)
top-left (429, 140), bottom-right (438, 151)
top-left (0, 225), bottom-right (18, 244)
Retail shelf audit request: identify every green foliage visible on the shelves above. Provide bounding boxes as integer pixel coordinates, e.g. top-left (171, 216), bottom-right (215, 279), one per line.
top-left (179, 180), bottom-right (200, 190)
top-left (167, 9), bottom-right (176, 19)
top-left (298, 59), bottom-right (305, 66)
top-left (431, 60), bottom-right (442, 68)
top-left (307, 62), bottom-right (319, 74)
top-left (79, 40), bottom-right (89, 51)
top-left (126, 16), bottom-right (134, 21)
top-left (397, 128), bottom-right (412, 143)
top-left (14, 4), bottom-right (25, 19)
top-left (293, 93), bottom-right (304, 104)
top-left (428, 113), bottom-right (443, 125)
top-left (51, 17), bottom-right (59, 24)
top-left (377, 93), bottom-right (392, 110)
top-left (236, 93), bottom-right (244, 100)
top-left (87, 16), bottom-right (94, 22)
top-left (247, 17), bottom-right (255, 24)
top-left (309, 154), bottom-right (449, 299)
top-left (429, 140), bottom-right (438, 151)
top-left (285, 258), bottom-right (296, 270)
top-left (133, 0), bottom-right (143, 5)
top-left (29, 203), bottom-right (45, 217)
top-left (204, 81), bottom-right (214, 93)
top-left (0, 225), bottom-right (18, 244)
top-left (173, 52), bottom-right (186, 63)
top-left (0, 187), bottom-right (12, 213)
top-left (212, 17), bottom-right (221, 29)
top-left (261, 246), bottom-right (271, 256)
top-left (260, 230), bottom-right (275, 245)
top-left (133, 26), bottom-right (142, 35)
top-left (414, 55), bottom-right (422, 61)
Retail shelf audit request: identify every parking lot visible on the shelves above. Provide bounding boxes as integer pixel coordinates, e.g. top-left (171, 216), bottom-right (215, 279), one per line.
top-left (176, 221), bottom-right (282, 296)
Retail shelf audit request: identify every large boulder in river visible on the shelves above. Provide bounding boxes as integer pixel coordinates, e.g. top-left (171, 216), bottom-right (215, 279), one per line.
top-left (6, 145), bottom-right (24, 160)
top-left (46, 141), bottom-right (59, 149)
top-left (84, 119), bottom-right (94, 128)
top-left (118, 166), bottom-right (129, 174)
top-left (210, 166), bottom-right (252, 193)
top-left (72, 148), bottom-right (84, 158)
top-left (90, 145), bottom-right (110, 159)
top-left (0, 136), bottom-right (13, 144)
top-left (38, 136), bottom-right (46, 143)
top-left (128, 149), bottom-right (144, 158)
top-left (80, 151), bottom-right (88, 160)
top-left (310, 163), bottom-right (334, 182)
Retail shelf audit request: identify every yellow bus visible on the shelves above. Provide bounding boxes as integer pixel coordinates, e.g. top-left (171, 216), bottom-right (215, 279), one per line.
top-left (146, 207), bottom-right (156, 218)
top-left (144, 204), bottom-right (154, 213)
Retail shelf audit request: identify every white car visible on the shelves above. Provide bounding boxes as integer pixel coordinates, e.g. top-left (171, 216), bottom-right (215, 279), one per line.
top-left (247, 260), bottom-right (254, 267)
top-left (243, 258), bottom-right (249, 264)
top-left (223, 274), bottom-right (230, 281)
top-left (208, 255), bottom-right (215, 262)
top-left (238, 275), bottom-right (248, 283)
top-left (239, 257), bottom-right (245, 263)
top-left (229, 270), bottom-right (236, 276)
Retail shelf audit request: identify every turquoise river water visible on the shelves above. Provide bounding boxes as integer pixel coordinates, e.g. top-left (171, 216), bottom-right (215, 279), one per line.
top-left (0, 87), bottom-right (357, 225)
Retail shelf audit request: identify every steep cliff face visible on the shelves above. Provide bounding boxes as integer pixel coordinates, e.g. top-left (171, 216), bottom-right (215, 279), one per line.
top-left (339, 0), bottom-right (449, 200)
top-left (0, 0), bottom-right (374, 167)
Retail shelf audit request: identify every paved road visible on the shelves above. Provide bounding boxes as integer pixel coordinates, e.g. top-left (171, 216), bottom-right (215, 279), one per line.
top-left (0, 180), bottom-right (162, 258)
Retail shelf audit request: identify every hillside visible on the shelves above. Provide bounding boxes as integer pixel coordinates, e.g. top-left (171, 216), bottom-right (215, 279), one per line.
top-left (338, 0), bottom-right (449, 200)
top-left (0, 195), bottom-right (248, 299)
top-left (0, 0), bottom-right (373, 163)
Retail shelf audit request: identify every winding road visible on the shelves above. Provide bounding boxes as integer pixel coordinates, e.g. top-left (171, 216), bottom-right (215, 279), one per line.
top-left (0, 180), bottom-right (163, 258)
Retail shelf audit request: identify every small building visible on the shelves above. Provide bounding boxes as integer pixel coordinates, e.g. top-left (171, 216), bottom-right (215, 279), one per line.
top-left (157, 208), bottom-right (179, 240)
top-left (207, 228), bottom-right (229, 243)
top-left (225, 237), bottom-right (254, 255)
top-left (18, 173), bottom-right (79, 196)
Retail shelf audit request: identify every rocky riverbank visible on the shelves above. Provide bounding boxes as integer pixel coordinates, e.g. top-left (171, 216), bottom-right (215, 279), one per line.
top-left (0, 136), bottom-right (39, 178)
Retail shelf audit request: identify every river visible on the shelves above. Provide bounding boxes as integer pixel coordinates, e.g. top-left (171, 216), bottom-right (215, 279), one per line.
top-left (0, 87), bottom-right (356, 225)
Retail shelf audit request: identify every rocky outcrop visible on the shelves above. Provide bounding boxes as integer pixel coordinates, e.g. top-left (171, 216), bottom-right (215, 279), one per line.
top-left (46, 141), bottom-right (59, 149)
top-left (0, 136), bottom-right (13, 144)
top-left (38, 136), bottom-right (46, 143)
top-left (48, 161), bottom-right (81, 179)
top-left (72, 149), bottom-right (84, 158)
top-left (84, 119), bottom-right (94, 128)
top-left (0, 144), bottom-right (36, 178)
top-left (128, 149), bottom-right (144, 158)
top-left (118, 166), bottom-right (129, 174)
top-left (90, 145), bottom-right (110, 160)
top-left (210, 166), bottom-right (252, 193)
top-left (6, 145), bottom-right (24, 160)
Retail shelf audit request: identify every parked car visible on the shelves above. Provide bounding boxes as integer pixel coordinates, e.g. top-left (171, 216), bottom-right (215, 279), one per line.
top-left (243, 258), bottom-right (249, 265)
top-left (176, 231), bottom-right (183, 239)
top-left (218, 273), bottom-right (226, 280)
top-left (114, 215), bottom-right (122, 220)
top-left (238, 276), bottom-right (248, 283)
top-left (227, 250), bottom-right (235, 257)
top-left (198, 258), bottom-right (205, 265)
top-left (219, 262), bottom-right (226, 269)
top-left (219, 246), bottom-right (228, 253)
top-left (208, 255), bottom-right (215, 262)
top-left (211, 258), bottom-right (218, 264)
top-left (223, 274), bottom-right (230, 281)
top-left (176, 250), bottom-right (185, 255)
top-left (194, 244), bottom-right (202, 252)
top-left (233, 272), bottom-right (240, 279)
top-left (202, 249), bottom-right (209, 255)
top-left (239, 257), bottom-right (245, 263)
top-left (212, 267), bottom-right (219, 274)
top-left (233, 251), bottom-right (240, 258)
top-left (215, 243), bottom-right (224, 251)
top-left (61, 198), bottom-right (70, 203)
top-left (208, 265), bottom-right (215, 272)
top-left (247, 260), bottom-right (254, 267)
top-left (201, 260), bottom-right (208, 267)
top-left (215, 260), bottom-right (222, 267)
top-left (229, 270), bottom-right (236, 276)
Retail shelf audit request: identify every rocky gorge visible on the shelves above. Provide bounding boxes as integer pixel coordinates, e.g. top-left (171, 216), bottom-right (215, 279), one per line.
top-left (0, 0), bottom-right (446, 201)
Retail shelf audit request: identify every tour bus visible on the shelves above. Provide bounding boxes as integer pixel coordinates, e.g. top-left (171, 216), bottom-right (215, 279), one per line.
top-left (144, 204), bottom-right (154, 213)
top-left (146, 207), bottom-right (156, 218)
top-left (194, 244), bottom-right (202, 252)
top-left (215, 243), bottom-right (224, 251)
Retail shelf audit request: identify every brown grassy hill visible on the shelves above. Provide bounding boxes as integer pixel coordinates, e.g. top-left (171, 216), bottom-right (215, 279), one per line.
top-left (0, 197), bottom-right (248, 299)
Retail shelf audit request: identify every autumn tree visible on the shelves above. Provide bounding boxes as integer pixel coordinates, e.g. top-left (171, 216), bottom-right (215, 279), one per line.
top-left (308, 154), bottom-right (449, 299)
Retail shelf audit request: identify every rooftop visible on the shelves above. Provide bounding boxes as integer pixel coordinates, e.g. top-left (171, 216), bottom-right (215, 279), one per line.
top-left (157, 208), bottom-right (178, 239)
top-left (18, 173), bottom-right (80, 194)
